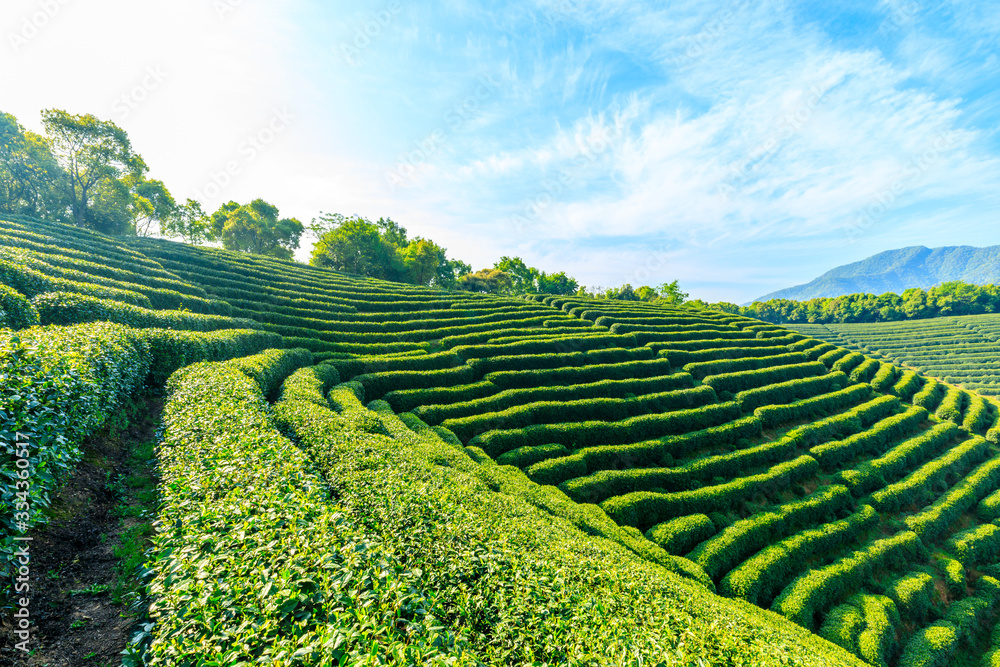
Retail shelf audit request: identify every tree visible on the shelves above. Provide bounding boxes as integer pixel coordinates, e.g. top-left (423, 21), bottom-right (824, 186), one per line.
top-left (310, 216), bottom-right (400, 277)
top-left (656, 280), bottom-right (688, 305)
top-left (603, 284), bottom-right (639, 300)
top-left (211, 199), bottom-right (303, 259)
top-left (494, 256), bottom-right (539, 294)
top-left (537, 271), bottom-right (578, 295)
top-left (403, 238), bottom-right (445, 286)
top-left (41, 109), bottom-right (146, 233)
top-left (440, 258), bottom-right (472, 290)
top-left (457, 269), bottom-right (513, 293)
top-left (162, 199), bottom-right (213, 245)
top-left (127, 176), bottom-right (176, 237)
top-left (0, 111), bottom-right (68, 220)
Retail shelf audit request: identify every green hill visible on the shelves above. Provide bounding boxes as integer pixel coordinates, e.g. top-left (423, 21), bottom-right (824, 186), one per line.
top-left (5, 214), bottom-right (1000, 666)
top-left (755, 245), bottom-right (1000, 303)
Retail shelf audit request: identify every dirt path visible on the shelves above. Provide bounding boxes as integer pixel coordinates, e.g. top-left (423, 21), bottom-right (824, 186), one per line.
top-left (1, 397), bottom-right (161, 667)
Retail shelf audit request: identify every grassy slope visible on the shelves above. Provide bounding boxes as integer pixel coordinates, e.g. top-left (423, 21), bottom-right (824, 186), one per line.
top-left (8, 215), bottom-right (1000, 664)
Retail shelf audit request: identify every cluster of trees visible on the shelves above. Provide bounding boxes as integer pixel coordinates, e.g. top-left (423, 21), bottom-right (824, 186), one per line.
top-left (1, 109), bottom-right (303, 259)
top-left (309, 214), bottom-right (469, 288)
top-left (2, 108), bottom-right (693, 295)
top-left (456, 256), bottom-right (579, 295)
top-left (696, 282), bottom-right (1000, 324)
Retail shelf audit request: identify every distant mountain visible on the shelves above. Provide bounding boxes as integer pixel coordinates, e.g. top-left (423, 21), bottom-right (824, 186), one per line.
top-left (753, 244), bottom-right (1000, 303)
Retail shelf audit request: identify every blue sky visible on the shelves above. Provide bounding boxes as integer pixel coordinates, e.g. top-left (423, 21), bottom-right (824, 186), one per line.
top-left (3, 0), bottom-right (999, 302)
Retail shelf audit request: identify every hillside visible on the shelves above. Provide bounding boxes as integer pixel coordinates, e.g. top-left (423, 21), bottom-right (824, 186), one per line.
top-left (5, 215), bottom-right (1000, 665)
top-left (789, 317), bottom-right (1000, 397)
top-left (755, 245), bottom-right (1000, 303)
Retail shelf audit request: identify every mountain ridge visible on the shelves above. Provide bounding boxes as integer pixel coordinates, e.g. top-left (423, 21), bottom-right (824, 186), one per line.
top-left (753, 244), bottom-right (1000, 303)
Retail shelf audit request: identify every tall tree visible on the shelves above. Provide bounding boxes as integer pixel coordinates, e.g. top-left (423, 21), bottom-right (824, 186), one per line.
top-left (493, 256), bottom-right (539, 294)
top-left (403, 238), bottom-right (445, 286)
top-left (41, 109), bottom-right (146, 233)
top-left (0, 111), bottom-right (68, 219)
top-left (537, 271), bottom-right (579, 295)
top-left (310, 216), bottom-right (400, 277)
top-left (211, 199), bottom-right (303, 259)
top-left (128, 176), bottom-right (177, 237)
top-left (162, 198), bottom-right (213, 245)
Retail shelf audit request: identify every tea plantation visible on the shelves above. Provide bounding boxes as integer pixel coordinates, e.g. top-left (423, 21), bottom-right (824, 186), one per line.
top-left (5, 214), bottom-right (1000, 666)
top-left (790, 319), bottom-right (1000, 397)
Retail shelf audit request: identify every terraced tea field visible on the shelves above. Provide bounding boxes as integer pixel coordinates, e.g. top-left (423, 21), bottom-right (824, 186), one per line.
top-left (5, 213), bottom-right (1000, 666)
top-left (790, 318), bottom-right (1000, 397)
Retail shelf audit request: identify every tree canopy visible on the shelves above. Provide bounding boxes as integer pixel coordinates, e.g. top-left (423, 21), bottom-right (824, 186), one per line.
top-left (210, 199), bottom-right (303, 259)
top-left (309, 213), bottom-right (469, 288)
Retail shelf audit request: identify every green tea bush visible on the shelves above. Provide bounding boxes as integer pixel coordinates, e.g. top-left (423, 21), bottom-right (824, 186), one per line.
top-left (702, 362), bottom-right (826, 394)
top-left (820, 604), bottom-right (863, 658)
top-left (897, 622), bottom-right (957, 667)
top-left (384, 381), bottom-right (499, 413)
top-left (720, 506), bottom-right (877, 607)
top-left (754, 384), bottom-right (872, 429)
top-left (935, 386), bottom-right (967, 423)
top-left (682, 352), bottom-right (808, 380)
top-left (940, 557), bottom-right (966, 597)
top-left (32, 291), bottom-right (255, 331)
top-left (0, 248), bottom-right (152, 307)
top-left (524, 416), bottom-right (762, 487)
top-left (948, 523), bottom-right (1000, 565)
top-left (849, 358), bottom-right (881, 383)
top-left (853, 595), bottom-right (901, 667)
top-left (886, 572), bottom-right (935, 623)
top-left (142, 328), bottom-right (282, 385)
top-left (149, 360), bottom-right (470, 664)
top-left (871, 363), bottom-right (901, 392)
top-left (810, 406), bottom-right (927, 468)
top-left (864, 436), bottom-right (989, 511)
top-left (485, 358), bottom-right (674, 390)
top-left (446, 385), bottom-right (717, 444)
top-left (912, 379), bottom-right (945, 411)
top-left (1, 323), bottom-right (150, 571)
top-left (832, 352), bottom-right (866, 375)
top-left (837, 422), bottom-right (958, 495)
top-left (905, 455), bottom-right (1000, 541)
top-left (644, 514), bottom-right (716, 554)
top-left (734, 371), bottom-right (848, 412)
top-left (0, 283), bottom-right (38, 329)
top-left (962, 394), bottom-right (993, 433)
top-left (602, 455), bottom-right (819, 531)
top-left (414, 374), bottom-right (695, 426)
top-left (470, 401), bottom-right (741, 458)
top-left (892, 370), bottom-right (924, 400)
top-left (771, 531), bottom-right (922, 630)
top-left (688, 485), bottom-right (852, 581)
